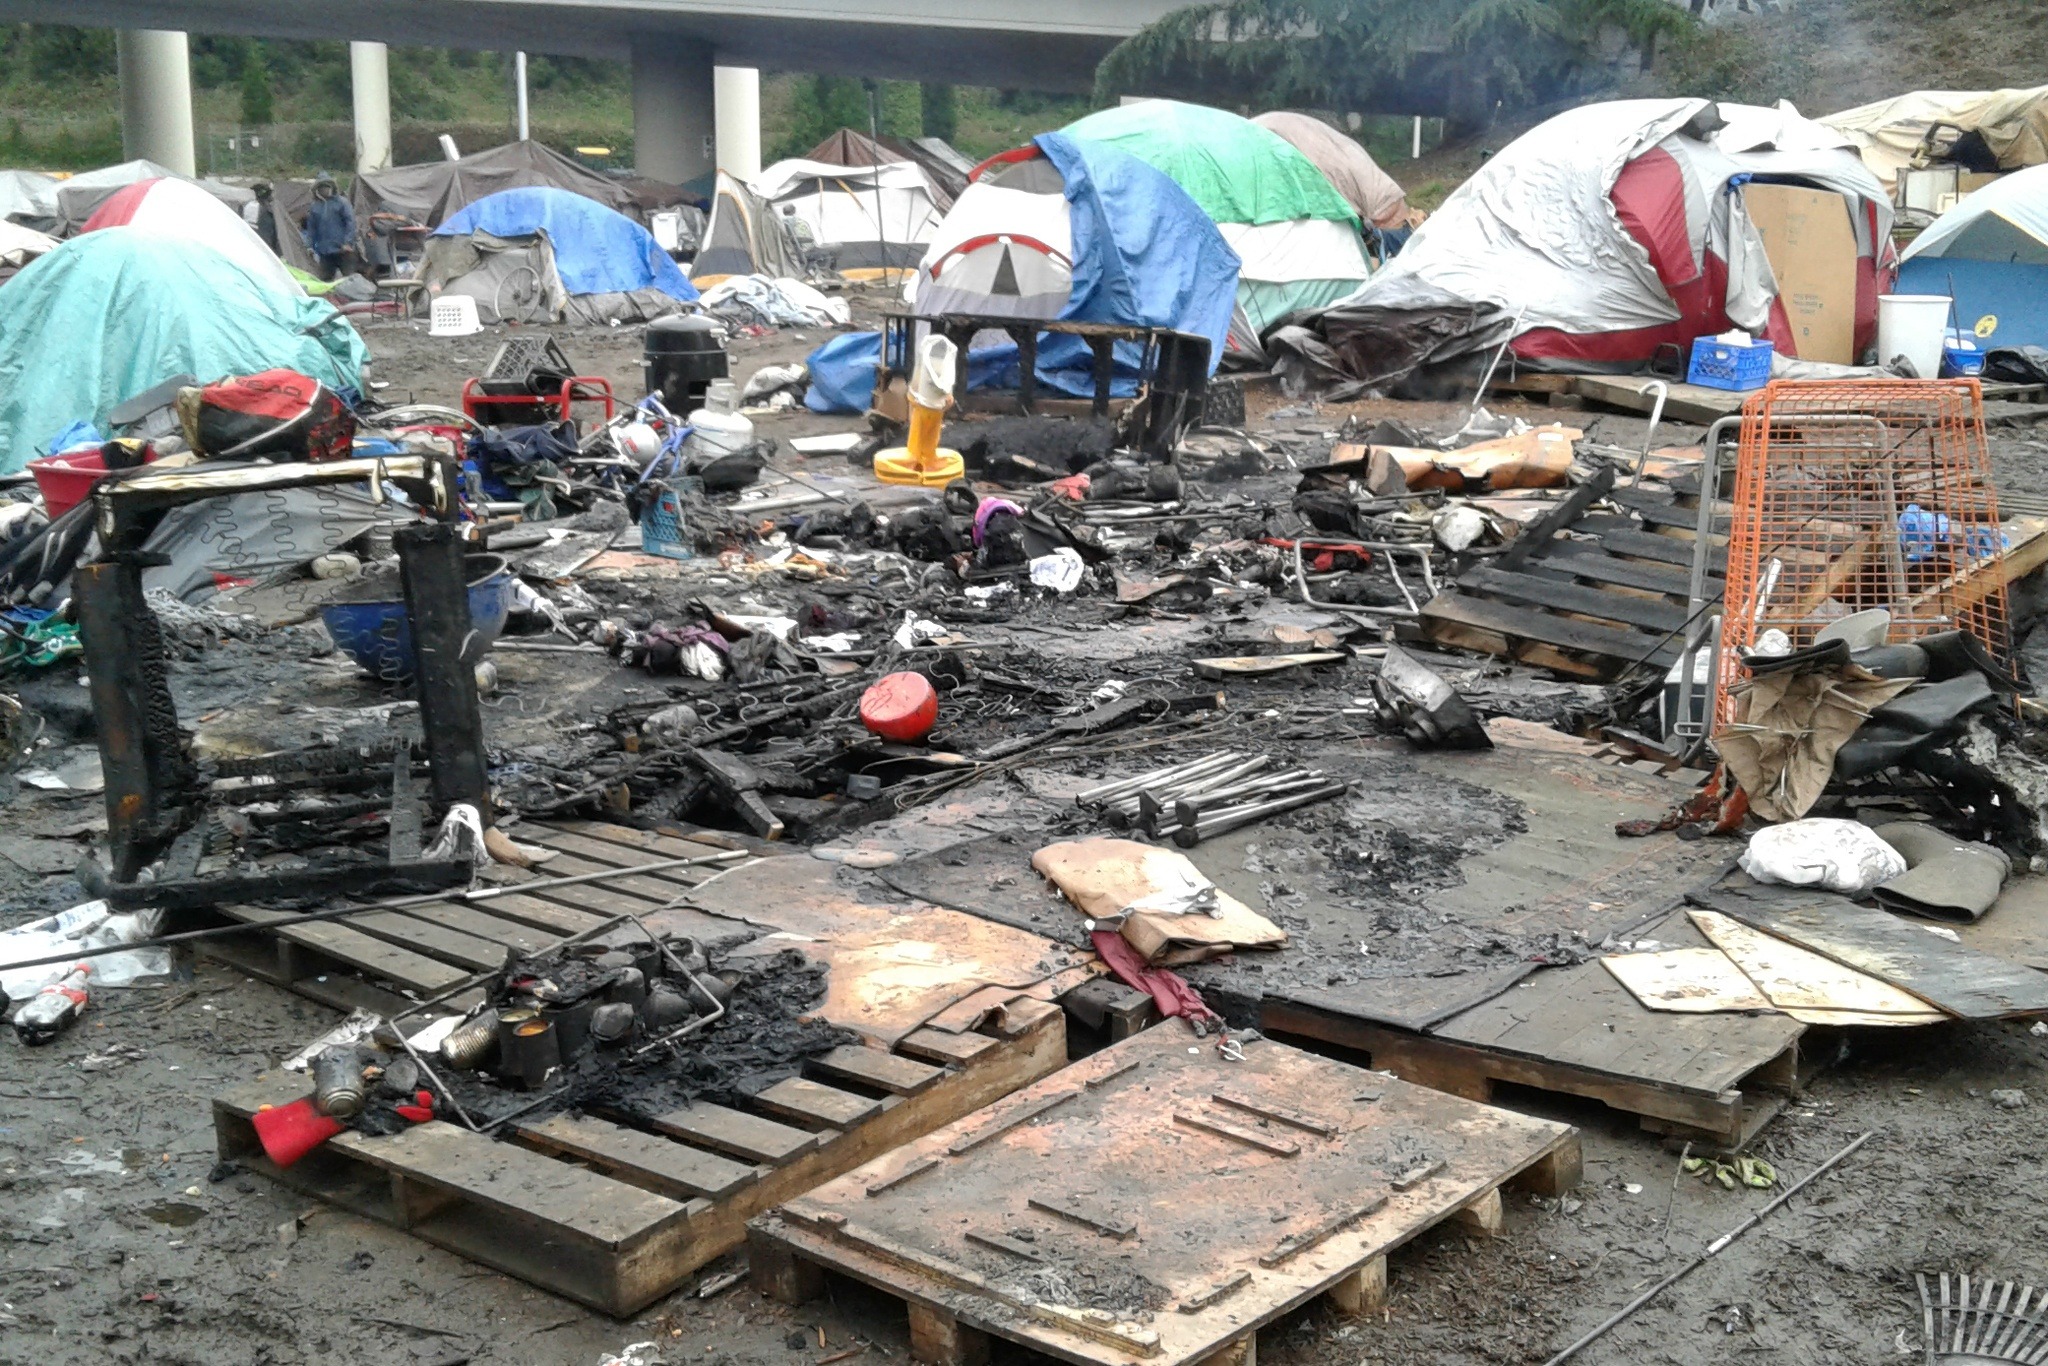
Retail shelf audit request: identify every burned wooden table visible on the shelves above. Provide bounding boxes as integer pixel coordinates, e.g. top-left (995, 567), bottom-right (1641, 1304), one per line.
top-left (749, 1027), bottom-right (1580, 1366)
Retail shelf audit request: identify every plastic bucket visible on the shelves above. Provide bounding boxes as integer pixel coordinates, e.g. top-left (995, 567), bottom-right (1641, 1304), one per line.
top-left (1878, 295), bottom-right (1952, 380)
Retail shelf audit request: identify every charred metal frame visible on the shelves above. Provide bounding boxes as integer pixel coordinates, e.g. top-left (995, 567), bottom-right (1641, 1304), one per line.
top-left (878, 311), bottom-right (1211, 459)
top-left (76, 457), bottom-right (490, 910)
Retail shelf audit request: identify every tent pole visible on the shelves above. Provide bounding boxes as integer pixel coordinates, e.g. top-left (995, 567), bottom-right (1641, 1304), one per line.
top-left (866, 80), bottom-right (889, 282)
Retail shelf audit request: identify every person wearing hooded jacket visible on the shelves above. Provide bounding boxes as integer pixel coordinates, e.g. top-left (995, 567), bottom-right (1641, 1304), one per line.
top-left (300, 174), bottom-right (356, 279)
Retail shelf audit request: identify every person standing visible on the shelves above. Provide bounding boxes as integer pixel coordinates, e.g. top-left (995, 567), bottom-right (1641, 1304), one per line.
top-left (243, 181), bottom-right (280, 255)
top-left (300, 174), bottom-right (356, 280)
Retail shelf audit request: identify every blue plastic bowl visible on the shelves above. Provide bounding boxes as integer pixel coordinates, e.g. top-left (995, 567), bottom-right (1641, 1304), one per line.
top-left (321, 553), bottom-right (512, 683)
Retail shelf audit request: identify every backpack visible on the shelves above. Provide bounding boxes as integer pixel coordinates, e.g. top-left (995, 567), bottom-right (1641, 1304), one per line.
top-left (177, 369), bottom-right (356, 462)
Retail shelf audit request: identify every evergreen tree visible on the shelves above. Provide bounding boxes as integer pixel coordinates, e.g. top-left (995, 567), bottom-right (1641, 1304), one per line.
top-left (240, 46), bottom-right (274, 125)
top-left (920, 83), bottom-right (957, 142)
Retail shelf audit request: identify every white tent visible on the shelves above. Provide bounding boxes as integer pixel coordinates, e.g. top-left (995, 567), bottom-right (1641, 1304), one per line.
top-left (83, 175), bottom-right (299, 297)
top-left (52, 160), bottom-right (253, 234)
top-left (1823, 85), bottom-right (2048, 191)
top-left (912, 157), bottom-right (1072, 318)
top-left (751, 158), bottom-right (940, 273)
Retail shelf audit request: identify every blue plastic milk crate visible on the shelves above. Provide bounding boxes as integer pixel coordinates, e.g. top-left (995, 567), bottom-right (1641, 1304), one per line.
top-left (1686, 336), bottom-right (1774, 391)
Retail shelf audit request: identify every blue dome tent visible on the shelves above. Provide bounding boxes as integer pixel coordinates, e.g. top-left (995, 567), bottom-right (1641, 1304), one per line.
top-left (427, 186), bottom-right (698, 325)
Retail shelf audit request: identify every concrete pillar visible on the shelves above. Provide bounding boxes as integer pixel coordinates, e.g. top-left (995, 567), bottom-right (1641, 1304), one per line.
top-left (350, 42), bottom-right (393, 174)
top-left (714, 65), bottom-right (761, 181)
top-left (116, 30), bottom-right (195, 176)
top-left (632, 38), bottom-right (716, 186)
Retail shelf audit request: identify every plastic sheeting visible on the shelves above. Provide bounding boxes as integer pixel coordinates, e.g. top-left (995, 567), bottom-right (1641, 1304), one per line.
top-left (49, 161), bottom-right (251, 236)
top-left (356, 139), bottom-right (642, 229)
top-left (1252, 111), bottom-right (1409, 229)
top-left (1823, 85), bottom-right (2048, 191)
top-left (434, 187), bottom-right (696, 302)
top-left (1900, 162), bottom-right (2048, 262)
top-left (807, 128), bottom-right (971, 210)
top-left (803, 331), bottom-right (1020, 414)
top-left (0, 169), bottom-right (58, 224)
top-left (0, 230), bottom-right (369, 474)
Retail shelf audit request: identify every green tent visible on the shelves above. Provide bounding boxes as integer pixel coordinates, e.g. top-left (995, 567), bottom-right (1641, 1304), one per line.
top-left (0, 229), bottom-right (369, 475)
top-left (1064, 100), bottom-right (1372, 357)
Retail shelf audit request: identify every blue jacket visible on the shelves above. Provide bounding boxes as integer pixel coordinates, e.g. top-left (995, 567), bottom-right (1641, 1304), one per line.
top-left (302, 193), bottom-right (356, 257)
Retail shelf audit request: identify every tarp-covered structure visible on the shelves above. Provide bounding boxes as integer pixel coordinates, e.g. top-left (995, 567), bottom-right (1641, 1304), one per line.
top-left (1823, 85), bottom-right (2048, 191)
top-left (692, 172), bottom-right (808, 284)
top-left (806, 128), bottom-right (973, 211)
top-left (1064, 99), bottom-right (1369, 359)
top-left (1898, 164), bottom-right (2048, 350)
top-left (0, 220), bottom-right (56, 281)
top-left (753, 158), bottom-right (941, 271)
top-left (82, 176), bottom-right (300, 298)
top-left (355, 140), bottom-right (643, 231)
top-left (49, 161), bottom-right (252, 236)
top-left (0, 229), bottom-right (368, 474)
top-left (1279, 99), bottom-right (1894, 391)
top-left (424, 186), bottom-right (697, 325)
top-left (908, 130), bottom-right (1239, 395)
top-left (0, 169), bottom-right (58, 225)
top-left (1252, 112), bottom-right (1410, 230)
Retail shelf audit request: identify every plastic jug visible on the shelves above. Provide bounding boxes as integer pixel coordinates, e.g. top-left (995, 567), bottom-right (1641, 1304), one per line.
top-left (876, 335), bottom-right (965, 487)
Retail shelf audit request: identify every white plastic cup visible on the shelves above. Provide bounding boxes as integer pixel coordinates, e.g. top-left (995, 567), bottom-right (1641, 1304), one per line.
top-left (1877, 294), bottom-right (1952, 380)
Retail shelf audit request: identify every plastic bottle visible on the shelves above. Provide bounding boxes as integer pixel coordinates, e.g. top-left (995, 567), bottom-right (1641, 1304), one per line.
top-left (13, 963), bottom-right (91, 1045)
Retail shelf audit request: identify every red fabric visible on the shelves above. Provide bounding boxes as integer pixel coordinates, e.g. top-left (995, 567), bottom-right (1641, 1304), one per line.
top-left (1091, 929), bottom-right (1221, 1028)
top-left (80, 178), bottom-right (159, 233)
top-left (200, 369), bottom-right (320, 423)
top-left (968, 145), bottom-right (1043, 183)
top-left (1609, 149), bottom-right (1698, 288)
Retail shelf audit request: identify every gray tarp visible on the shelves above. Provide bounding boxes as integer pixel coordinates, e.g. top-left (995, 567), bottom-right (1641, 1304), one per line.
top-left (49, 162), bottom-right (252, 235)
top-left (355, 140), bottom-right (646, 230)
top-left (0, 169), bottom-right (59, 225)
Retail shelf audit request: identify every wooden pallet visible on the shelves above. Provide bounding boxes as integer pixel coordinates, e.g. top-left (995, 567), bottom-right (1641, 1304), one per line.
top-left (747, 1028), bottom-right (1582, 1366)
top-left (213, 996), bottom-right (1067, 1316)
top-left (200, 820), bottom-right (749, 1016)
top-left (1263, 902), bottom-right (1810, 1149)
top-left (1419, 468), bottom-right (1727, 681)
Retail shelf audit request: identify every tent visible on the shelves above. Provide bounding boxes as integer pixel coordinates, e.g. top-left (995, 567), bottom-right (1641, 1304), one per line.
top-left (807, 128), bottom-right (972, 210)
top-left (424, 186), bottom-right (697, 324)
top-left (355, 140), bottom-right (643, 231)
top-left (82, 176), bottom-right (299, 297)
top-left (752, 158), bottom-right (941, 272)
top-left (0, 229), bottom-right (368, 474)
top-left (1823, 86), bottom-right (2048, 192)
top-left (1280, 100), bottom-right (1894, 389)
top-left (1897, 164), bottom-right (2048, 350)
top-left (50, 161), bottom-right (252, 236)
top-left (1063, 99), bottom-right (1369, 358)
top-left (1252, 112), bottom-right (1410, 230)
top-left (691, 172), bottom-right (807, 284)
top-left (0, 169), bottom-right (58, 225)
top-left (909, 130), bottom-right (1239, 395)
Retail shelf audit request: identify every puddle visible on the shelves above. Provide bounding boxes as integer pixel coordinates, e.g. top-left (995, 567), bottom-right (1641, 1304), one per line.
top-left (140, 1200), bottom-right (206, 1228)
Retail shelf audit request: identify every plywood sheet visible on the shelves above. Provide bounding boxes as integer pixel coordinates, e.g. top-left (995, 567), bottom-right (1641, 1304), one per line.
top-left (1688, 908), bottom-right (1947, 1026)
top-left (665, 852), bottom-right (1097, 1045)
top-left (1690, 885), bottom-right (2048, 1019)
top-left (1600, 947), bottom-right (1772, 1013)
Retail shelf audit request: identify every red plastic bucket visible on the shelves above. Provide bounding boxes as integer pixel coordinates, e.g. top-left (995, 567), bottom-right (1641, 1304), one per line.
top-left (30, 448), bottom-right (116, 518)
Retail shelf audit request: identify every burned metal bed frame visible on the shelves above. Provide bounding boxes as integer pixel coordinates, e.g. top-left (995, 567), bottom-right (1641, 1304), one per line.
top-left (75, 456), bottom-right (491, 910)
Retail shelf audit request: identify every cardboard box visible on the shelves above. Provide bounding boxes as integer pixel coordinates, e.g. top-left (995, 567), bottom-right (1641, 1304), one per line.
top-left (1744, 183), bottom-right (1859, 364)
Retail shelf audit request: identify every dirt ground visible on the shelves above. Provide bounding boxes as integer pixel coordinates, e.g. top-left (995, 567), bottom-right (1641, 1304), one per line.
top-left (6, 300), bottom-right (2048, 1366)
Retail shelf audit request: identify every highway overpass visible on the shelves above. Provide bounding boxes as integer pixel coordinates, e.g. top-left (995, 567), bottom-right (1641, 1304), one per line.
top-left (2, 0), bottom-right (1191, 184)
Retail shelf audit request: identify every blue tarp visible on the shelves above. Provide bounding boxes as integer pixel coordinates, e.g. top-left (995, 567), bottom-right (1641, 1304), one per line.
top-left (1034, 130), bottom-right (1239, 389)
top-left (803, 332), bottom-right (1021, 415)
top-left (435, 187), bottom-right (698, 302)
top-left (0, 229), bottom-right (370, 475)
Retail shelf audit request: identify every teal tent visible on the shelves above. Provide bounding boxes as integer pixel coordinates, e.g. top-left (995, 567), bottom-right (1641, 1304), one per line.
top-left (0, 228), bottom-right (369, 474)
top-left (1063, 100), bottom-right (1371, 357)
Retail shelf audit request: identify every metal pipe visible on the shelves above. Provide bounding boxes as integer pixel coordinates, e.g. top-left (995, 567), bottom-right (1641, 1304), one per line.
top-left (1292, 541), bottom-right (1417, 617)
top-left (1172, 780), bottom-right (1347, 846)
top-left (1077, 751), bottom-right (1244, 806)
top-left (1628, 380), bottom-right (1670, 487)
top-left (1538, 1132), bottom-right (1872, 1366)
